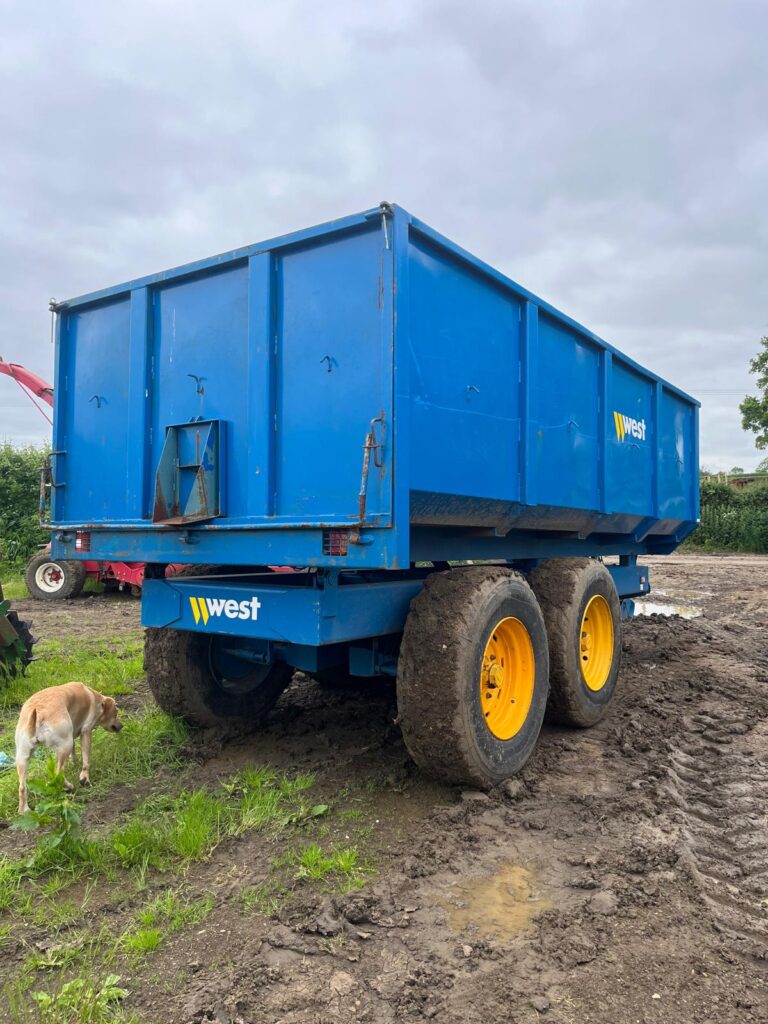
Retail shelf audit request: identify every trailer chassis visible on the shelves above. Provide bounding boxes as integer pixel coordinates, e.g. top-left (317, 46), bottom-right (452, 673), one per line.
top-left (142, 559), bottom-right (649, 678)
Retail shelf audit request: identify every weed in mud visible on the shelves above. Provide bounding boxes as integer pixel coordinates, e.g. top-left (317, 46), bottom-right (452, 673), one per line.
top-left (30, 972), bottom-right (135, 1024)
top-left (14, 757), bottom-right (87, 857)
top-left (28, 896), bottom-right (82, 931)
top-left (168, 788), bottom-right (230, 860)
top-left (108, 788), bottom-right (229, 868)
top-left (135, 889), bottom-right (214, 931)
top-left (232, 768), bottom-right (327, 834)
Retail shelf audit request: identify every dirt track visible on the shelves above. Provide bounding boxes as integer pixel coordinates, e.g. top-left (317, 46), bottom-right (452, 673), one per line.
top-left (9, 554), bottom-right (768, 1022)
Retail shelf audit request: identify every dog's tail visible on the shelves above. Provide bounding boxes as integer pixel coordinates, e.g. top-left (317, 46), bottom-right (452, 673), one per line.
top-left (21, 706), bottom-right (38, 740)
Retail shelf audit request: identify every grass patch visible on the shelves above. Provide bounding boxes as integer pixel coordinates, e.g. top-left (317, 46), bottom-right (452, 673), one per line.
top-left (1, 575), bottom-right (27, 600)
top-left (109, 768), bottom-right (326, 870)
top-left (120, 927), bottom-right (163, 956)
top-left (109, 788), bottom-right (230, 869)
top-left (119, 889), bottom-right (214, 957)
top-left (241, 841), bottom-right (373, 916)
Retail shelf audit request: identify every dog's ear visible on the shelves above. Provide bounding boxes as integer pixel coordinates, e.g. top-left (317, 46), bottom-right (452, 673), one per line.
top-left (98, 696), bottom-right (116, 722)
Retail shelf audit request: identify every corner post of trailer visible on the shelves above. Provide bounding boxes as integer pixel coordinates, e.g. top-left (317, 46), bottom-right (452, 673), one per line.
top-left (50, 304), bottom-right (67, 525)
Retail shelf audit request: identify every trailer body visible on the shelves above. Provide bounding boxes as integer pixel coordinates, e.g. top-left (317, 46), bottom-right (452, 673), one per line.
top-left (49, 204), bottom-right (698, 664)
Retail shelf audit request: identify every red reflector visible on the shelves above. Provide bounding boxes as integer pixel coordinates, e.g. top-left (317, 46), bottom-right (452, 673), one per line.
top-left (322, 529), bottom-right (349, 556)
top-left (75, 531), bottom-right (91, 552)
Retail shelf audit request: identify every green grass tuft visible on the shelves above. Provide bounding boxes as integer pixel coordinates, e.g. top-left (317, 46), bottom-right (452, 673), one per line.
top-left (121, 927), bottom-right (163, 955)
top-left (280, 842), bottom-right (372, 892)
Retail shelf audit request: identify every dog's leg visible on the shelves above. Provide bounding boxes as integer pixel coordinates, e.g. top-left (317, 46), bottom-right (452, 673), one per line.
top-left (15, 718), bottom-right (35, 814)
top-left (79, 731), bottom-right (92, 787)
top-left (16, 747), bottom-right (31, 814)
top-left (54, 741), bottom-right (75, 792)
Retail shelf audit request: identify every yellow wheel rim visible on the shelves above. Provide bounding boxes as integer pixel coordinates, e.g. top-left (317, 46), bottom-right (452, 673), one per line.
top-left (579, 595), bottom-right (614, 692)
top-left (480, 616), bottom-right (535, 740)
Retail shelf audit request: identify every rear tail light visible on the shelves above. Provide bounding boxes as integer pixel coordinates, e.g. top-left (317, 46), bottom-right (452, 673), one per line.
top-left (75, 531), bottom-right (91, 552)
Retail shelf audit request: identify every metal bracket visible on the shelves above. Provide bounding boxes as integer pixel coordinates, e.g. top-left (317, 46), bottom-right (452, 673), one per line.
top-left (152, 419), bottom-right (222, 525)
top-left (356, 413), bottom-right (386, 533)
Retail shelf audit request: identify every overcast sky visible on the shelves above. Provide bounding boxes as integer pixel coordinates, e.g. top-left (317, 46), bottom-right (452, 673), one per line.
top-left (1, 0), bottom-right (766, 471)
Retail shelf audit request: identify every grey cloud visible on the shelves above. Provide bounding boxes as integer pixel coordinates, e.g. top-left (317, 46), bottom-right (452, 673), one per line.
top-left (1, 0), bottom-right (766, 469)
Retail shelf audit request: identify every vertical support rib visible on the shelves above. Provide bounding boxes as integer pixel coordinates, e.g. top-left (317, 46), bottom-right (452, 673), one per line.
top-left (247, 253), bottom-right (276, 516)
top-left (127, 287), bottom-right (151, 519)
top-left (598, 349), bottom-right (612, 514)
top-left (651, 382), bottom-right (662, 518)
top-left (520, 301), bottom-right (539, 506)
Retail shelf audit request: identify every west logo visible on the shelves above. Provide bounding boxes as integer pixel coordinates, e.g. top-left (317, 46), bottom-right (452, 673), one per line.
top-left (613, 411), bottom-right (646, 442)
top-left (189, 595), bottom-right (262, 625)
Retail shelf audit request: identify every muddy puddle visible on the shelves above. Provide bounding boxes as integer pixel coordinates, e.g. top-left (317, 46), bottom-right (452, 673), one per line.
top-left (634, 597), bottom-right (702, 619)
top-left (441, 863), bottom-right (552, 940)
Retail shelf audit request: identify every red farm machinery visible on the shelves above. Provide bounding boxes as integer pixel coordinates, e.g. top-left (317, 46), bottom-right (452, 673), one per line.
top-left (1, 357), bottom-right (150, 600)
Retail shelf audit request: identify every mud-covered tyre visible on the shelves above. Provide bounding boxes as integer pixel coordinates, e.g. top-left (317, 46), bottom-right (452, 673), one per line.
top-left (25, 553), bottom-right (87, 600)
top-left (144, 627), bottom-right (292, 727)
top-left (528, 558), bottom-right (622, 727)
top-left (397, 567), bottom-right (550, 789)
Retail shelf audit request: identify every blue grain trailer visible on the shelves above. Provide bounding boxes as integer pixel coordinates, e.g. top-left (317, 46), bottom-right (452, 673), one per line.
top-left (48, 204), bottom-right (699, 787)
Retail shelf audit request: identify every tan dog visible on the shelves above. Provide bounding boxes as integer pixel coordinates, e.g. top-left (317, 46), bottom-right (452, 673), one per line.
top-left (15, 683), bottom-right (123, 813)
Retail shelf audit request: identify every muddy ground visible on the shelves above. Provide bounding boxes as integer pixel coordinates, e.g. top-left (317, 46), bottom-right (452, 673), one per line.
top-left (6, 554), bottom-right (768, 1023)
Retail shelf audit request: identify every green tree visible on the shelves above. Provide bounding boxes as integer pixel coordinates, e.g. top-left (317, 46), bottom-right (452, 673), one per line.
top-left (730, 466), bottom-right (745, 474)
top-left (0, 442), bottom-right (49, 566)
top-left (756, 456), bottom-right (768, 474)
top-left (740, 336), bottom-right (768, 449)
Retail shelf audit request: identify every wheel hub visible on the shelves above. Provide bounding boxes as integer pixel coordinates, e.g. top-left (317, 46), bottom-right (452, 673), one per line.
top-left (579, 594), bottom-right (614, 692)
top-left (480, 616), bottom-right (535, 741)
top-left (35, 562), bottom-right (64, 593)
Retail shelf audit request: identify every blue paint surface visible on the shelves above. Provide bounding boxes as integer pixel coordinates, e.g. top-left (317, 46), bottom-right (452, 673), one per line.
top-left (50, 204), bottom-right (698, 570)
